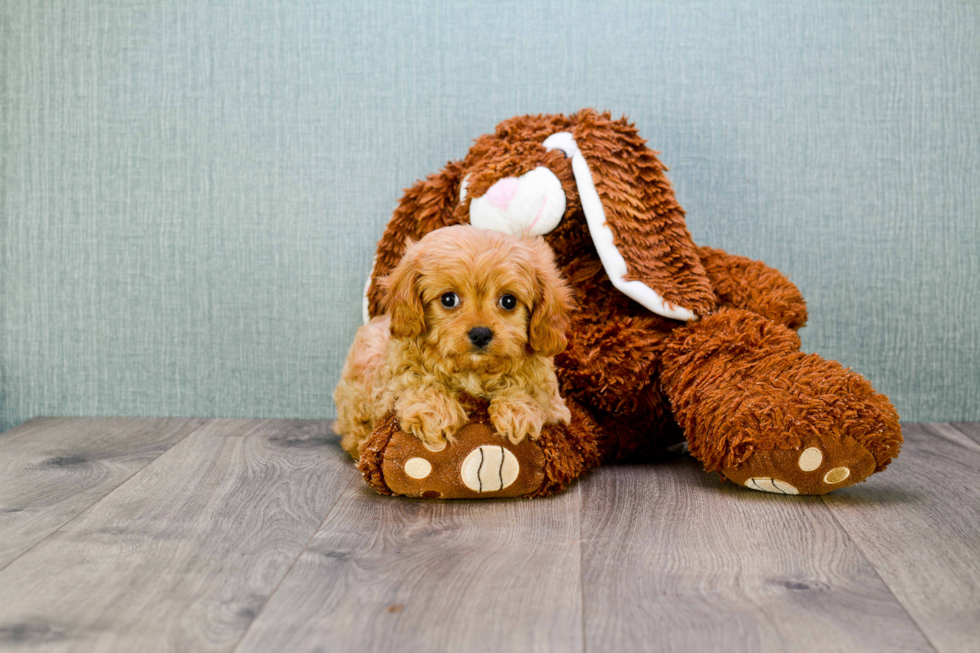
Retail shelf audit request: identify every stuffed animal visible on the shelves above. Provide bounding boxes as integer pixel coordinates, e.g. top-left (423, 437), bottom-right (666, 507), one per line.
top-left (349, 109), bottom-right (902, 498)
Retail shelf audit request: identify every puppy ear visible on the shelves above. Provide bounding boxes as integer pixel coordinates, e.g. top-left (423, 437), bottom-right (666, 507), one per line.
top-left (527, 238), bottom-right (574, 357)
top-left (382, 242), bottom-right (426, 339)
top-left (367, 160), bottom-right (466, 319)
top-left (544, 110), bottom-right (715, 320)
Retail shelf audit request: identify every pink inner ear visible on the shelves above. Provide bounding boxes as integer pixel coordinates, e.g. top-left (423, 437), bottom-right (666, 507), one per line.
top-left (485, 177), bottom-right (519, 209)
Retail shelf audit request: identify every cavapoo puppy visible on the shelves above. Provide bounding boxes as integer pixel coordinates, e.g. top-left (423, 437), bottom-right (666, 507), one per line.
top-left (334, 225), bottom-right (574, 458)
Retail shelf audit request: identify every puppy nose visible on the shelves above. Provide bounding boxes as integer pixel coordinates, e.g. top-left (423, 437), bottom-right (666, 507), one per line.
top-left (468, 327), bottom-right (494, 348)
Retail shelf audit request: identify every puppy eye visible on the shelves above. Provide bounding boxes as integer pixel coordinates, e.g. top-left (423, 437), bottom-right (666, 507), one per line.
top-left (441, 292), bottom-right (460, 308)
top-left (499, 294), bottom-right (517, 310)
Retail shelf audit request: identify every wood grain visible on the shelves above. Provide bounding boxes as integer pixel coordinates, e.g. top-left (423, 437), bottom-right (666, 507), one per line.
top-left (4, 419), bottom-right (978, 653)
top-left (235, 484), bottom-right (584, 653)
top-left (0, 419), bottom-right (357, 653)
top-left (950, 421), bottom-right (980, 444)
top-left (0, 417), bottom-right (206, 570)
top-left (822, 423), bottom-right (980, 653)
top-left (579, 456), bottom-right (933, 653)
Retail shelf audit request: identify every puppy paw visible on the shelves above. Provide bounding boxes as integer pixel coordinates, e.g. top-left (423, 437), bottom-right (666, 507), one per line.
top-left (395, 392), bottom-right (469, 451)
top-left (489, 398), bottom-right (546, 444)
top-left (547, 398), bottom-right (572, 426)
top-left (396, 412), bottom-right (448, 450)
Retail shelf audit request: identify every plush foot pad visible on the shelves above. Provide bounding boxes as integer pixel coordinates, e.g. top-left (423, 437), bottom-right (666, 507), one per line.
top-left (721, 435), bottom-right (876, 496)
top-left (381, 423), bottom-right (546, 499)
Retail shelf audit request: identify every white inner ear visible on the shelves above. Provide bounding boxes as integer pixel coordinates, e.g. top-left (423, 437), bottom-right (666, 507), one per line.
top-left (543, 132), bottom-right (697, 322)
top-left (362, 253), bottom-right (377, 325)
top-left (459, 174), bottom-right (470, 204)
top-left (469, 167), bottom-right (566, 236)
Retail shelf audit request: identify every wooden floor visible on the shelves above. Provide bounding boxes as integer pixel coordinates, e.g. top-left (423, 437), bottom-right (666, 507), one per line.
top-left (0, 419), bottom-right (978, 652)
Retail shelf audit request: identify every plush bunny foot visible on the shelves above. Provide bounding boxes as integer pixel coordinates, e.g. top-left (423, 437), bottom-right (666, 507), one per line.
top-left (720, 434), bottom-right (876, 495)
top-left (356, 400), bottom-right (602, 499)
top-left (661, 309), bottom-right (903, 496)
top-left (373, 422), bottom-right (546, 499)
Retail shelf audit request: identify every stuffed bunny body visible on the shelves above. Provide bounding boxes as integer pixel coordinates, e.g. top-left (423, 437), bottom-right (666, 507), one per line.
top-left (348, 109), bottom-right (901, 498)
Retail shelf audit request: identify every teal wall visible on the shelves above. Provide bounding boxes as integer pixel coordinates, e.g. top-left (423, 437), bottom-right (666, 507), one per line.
top-left (1, 0), bottom-right (978, 432)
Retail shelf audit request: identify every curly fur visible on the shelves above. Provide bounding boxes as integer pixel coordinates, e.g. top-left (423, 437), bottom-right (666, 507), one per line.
top-left (335, 225), bottom-right (573, 457)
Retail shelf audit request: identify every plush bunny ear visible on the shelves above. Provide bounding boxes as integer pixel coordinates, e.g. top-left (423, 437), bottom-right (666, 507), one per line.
top-left (366, 160), bottom-right (465, 320)
top-left (544, 112), bottom-right (715, 321)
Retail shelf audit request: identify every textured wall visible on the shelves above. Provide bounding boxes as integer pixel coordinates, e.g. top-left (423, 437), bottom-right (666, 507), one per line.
top-left (1, 0), bottom-right (978, 432)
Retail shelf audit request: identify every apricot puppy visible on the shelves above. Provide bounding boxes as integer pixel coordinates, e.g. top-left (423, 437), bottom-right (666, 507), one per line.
top-left (334, 225), bottom-right (574, 457)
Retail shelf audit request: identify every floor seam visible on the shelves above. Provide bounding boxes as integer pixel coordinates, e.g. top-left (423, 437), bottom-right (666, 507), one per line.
top-left (230, 473), bottom-right (359, 653)
top-left (820, 494), bottom-right (941, 653)
top-left (947, 421), bottom-right (980, 446)
top-left (0, 417), bottom-right (210, 575)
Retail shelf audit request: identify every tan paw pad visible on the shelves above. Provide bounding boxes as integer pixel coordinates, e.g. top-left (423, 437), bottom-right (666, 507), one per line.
top-left (823, 467), bottom-right (851, 484)
top-left (797, 447), bottom-right (823, 471)
top-left (744, 477), bottom-right (799, 495)
top-left (404, 457), bottom-right (432, 479)
top-left (461, 445), bottom-right (519, 492)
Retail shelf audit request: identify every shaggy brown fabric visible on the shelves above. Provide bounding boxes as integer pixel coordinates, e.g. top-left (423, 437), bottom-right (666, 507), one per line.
top-left (356, 412), bottom-right (399, 495)
top-left (697, 246), bottom-right (808, 330)
top-left (529, 397), bottom-right (603, 497)
top-left (660, 308), bottom-right (902, 473)
top-left (591, 386), bottom-right (686, 464)
top-left (351, 109), bottom-right (902, 497)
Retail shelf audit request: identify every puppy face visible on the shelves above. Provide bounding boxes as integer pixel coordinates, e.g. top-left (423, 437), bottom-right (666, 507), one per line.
top-left (383, 225), bottom-right (572, 371)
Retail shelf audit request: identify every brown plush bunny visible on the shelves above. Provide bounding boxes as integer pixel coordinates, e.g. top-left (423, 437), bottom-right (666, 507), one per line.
top-left (347, 109), bottom-right (902, 498)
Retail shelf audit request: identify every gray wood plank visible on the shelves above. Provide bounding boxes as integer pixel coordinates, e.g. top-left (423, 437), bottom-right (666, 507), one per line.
top-left (0, 417), bottom-right (207, 570)
top-left (235, 484), bottom-right (584, 653)
top-left (0, 419), bottom-right (357, 653)
top-left (580, 457), bottom-right (933, 653)
top-left (822, 423), bottom-right (980, 653)
top-left (950, 421), bottom-right (980, 444)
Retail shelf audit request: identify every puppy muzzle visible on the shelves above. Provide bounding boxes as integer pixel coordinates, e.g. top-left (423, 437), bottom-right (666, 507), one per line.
top-left (467, 327), bottom-right (494, 349)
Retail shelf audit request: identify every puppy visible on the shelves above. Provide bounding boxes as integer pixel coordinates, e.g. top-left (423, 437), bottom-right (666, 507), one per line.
top-left (334, 225), bottom-right (574, 458)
